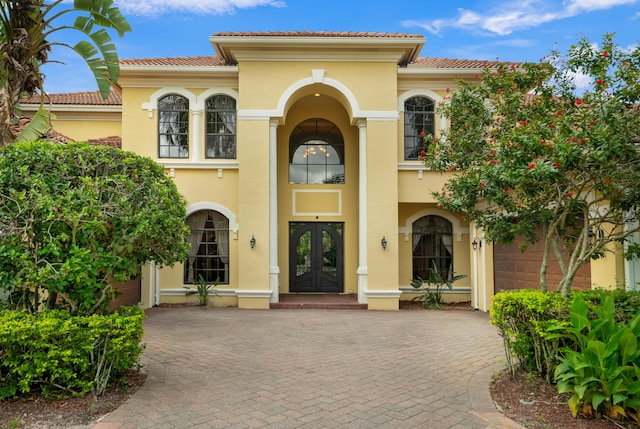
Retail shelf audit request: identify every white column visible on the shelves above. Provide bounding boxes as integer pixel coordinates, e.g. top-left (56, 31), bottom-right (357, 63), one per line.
top-left (472, 224), bottom-right (479, 310)
top-left (192, 110), bottom-right (202, 162)
top-left (357, 120), bottom-right (368, 304)
top-left (269, 120), bottom-right (280, 303)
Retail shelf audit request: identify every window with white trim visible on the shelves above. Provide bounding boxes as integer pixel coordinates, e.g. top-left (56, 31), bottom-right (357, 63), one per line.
top-left (205, 95), bottom-right (236, 159)
top-left (185, 210), bottom-right (230, 284)
top-left (404, 96), bottom-right (435, 160)
top-left (158, 94), bottom-right (189, 158)
top-left (412, 215), bottom-right (453, 281)
top-left (289, 118), bottom-right (344, 184)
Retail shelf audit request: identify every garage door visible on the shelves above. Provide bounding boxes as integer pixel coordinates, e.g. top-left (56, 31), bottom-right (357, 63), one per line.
top-left (109, 277), bottom-right (142, 310)
top-left (494, 239), bottom-right (591, 293)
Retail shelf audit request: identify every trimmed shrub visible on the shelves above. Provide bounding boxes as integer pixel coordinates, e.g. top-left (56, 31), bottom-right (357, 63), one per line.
top-left (0, 307), bottom-right (145, 398)
top-left (490, 289), bottom-right (640, 382)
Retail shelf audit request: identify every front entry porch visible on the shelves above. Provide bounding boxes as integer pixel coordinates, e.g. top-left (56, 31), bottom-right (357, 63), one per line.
top-left (270, 293), bottom-right (366, 309)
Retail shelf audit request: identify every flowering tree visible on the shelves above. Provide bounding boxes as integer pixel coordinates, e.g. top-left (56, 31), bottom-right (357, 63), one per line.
top-left (425, 34), bottom-right (640, 296)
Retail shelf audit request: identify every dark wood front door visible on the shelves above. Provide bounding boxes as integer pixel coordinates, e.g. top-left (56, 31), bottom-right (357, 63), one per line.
top-left (290, 223), bottom-right (343, 293)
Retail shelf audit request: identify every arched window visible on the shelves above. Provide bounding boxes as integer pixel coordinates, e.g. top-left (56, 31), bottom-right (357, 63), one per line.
top-left (289, 118), bottom-right (344, 184)
top-left (158, 94), bottom-right (189, 158)
top-left (205, 95), bottom-right (236, 159)
top-left (404, 96), bottom-right (435, 160)
top-left (185, 210), bottom-right (230, 284)
top-left (412, 215), bottom-right (453, 281)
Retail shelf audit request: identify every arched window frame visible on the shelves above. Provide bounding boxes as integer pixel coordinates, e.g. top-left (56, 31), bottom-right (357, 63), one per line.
top-left (158, 94), bottom-right (190, 158)
top-left (411, 215), bottom-right (454, 282)
top-left (288, 118), bottom-right (345, 185)
top-left (142, 88), bottom-right (197, 159)
top-left (185, 209), bottom-right (231, 285)
top-left (204, 94), bottom-right (237, 159)
top-left (398, 90), bottom-right (444, 161)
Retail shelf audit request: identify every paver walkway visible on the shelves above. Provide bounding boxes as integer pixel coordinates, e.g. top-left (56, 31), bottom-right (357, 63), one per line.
top-left (94, 308), bottom-right (523, 429)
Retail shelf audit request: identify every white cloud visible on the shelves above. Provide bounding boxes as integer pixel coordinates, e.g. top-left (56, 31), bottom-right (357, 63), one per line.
top-left (565, 69), bottom-right (592, 89)
top-left (112, 0), bottom-right (285, 16)
top-left (406, 0), bottom-right (637, 36)
top-left (564, 0), bottom-right (637, 14)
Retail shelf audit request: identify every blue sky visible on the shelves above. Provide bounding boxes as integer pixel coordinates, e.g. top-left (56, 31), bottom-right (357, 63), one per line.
top-left (43, 0), bottom-right (640, 94)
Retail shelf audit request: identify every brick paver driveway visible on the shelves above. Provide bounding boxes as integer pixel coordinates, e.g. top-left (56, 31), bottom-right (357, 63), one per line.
top-left (96, 308), bottom-right (521, 429)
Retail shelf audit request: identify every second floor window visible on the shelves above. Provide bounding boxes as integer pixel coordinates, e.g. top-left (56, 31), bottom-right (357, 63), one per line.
top-left (289, 118), bottom-right (344, 184)
top-left (158, 94), bottom-right (189, 158)
top-left (206, 95), bottom-right (236, 159)
top-left (404, 96), bottom-right (435, 160)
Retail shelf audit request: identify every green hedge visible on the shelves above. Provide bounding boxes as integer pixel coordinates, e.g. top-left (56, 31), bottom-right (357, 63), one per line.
top-left (0, 307), bottom-right (145, 398)
top-left (490, 289), bottom-right (640, 382)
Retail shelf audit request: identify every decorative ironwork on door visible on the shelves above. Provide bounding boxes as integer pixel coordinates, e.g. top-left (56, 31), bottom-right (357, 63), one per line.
top-left (290, 223), bottom-right (343, 293)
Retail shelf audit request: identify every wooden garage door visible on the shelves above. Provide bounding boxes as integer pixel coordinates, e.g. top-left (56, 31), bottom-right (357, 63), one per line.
top-left (109, 277), bottom-right (142, 311)
top-left (494, 238), bottom-right (591, 293)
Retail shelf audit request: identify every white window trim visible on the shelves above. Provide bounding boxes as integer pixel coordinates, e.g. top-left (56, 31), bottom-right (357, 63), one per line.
top-left (399, 208), bottom-right (468, 242)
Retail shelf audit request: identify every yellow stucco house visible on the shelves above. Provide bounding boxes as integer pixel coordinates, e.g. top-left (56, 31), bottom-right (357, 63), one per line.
top-left (24, 31), bottom-right (640, 311)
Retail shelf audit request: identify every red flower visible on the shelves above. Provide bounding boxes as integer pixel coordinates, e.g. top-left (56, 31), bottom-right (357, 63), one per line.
top-left (575, 98), bottom-right (583, 105)
top-left (498, 88), bottom-right (504, 93)
top-left (540, 141), bottom-right (545, 145)
top-left (605, 177), bottom-right (612, 183)
top-left (481, 182), bottom-right (486, 188)
top-left (566, 193), bottom-right (573, 198)
top-left (602, 52), bottom-right (609, 58)
top-left (445, 87), bottom-right (450, 93)
top-left (528, 163), bottom-right (535, 169)
top-left (519, 120), bottom-right (527, 126)
top-left (596, 79), bottom-right (605, 85)
top-left (504, 187), bottom-right (510, 192)
top-left (489, 149), bottom-right (495, 155)
top-left (553, 162), bottom-right (560, 167)
top-left (420, 131), bottom-right (425, 136)
top-left (589, 121), bottom-right (598, 126)
top-left (556, 110), bottom-right (563, 116)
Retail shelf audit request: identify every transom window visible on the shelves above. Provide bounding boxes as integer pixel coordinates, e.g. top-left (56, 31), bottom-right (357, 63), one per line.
top-left (158, 94), bottom-right (189, 158)
top-left (412, 215), bottom-right (453, 282)
top-left (206, 95), bottom-right (236, 159)
top-left (404, 96), bottom-right (435, 160)
top-left (289, 118), bottom-right (344, 184)
top-left (185, 210), bottom-right (230, 284)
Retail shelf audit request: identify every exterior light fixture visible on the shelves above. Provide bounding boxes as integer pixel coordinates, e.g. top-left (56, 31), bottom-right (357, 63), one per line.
top-left (472, 238), bottom-right (481, 251)
top-left (314, 93), bottom-right (320, 97)
top-left (381, 236), bottom-right (387, 250)
top-left (250, 235), bottom-right (256, 249)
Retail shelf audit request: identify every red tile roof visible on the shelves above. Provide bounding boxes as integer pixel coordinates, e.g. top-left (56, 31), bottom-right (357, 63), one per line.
top-left (21, 91), bottom-right (122, 105)
top-left (212, 31), bottom-right (425, 38)
top-left (9, 117), bottom-right (73, 144)
top-left (120, 55), bottom-right (227, 67)
top-left (412, 57), bottom-right (522, 69)
top-left (87, 136), bottom-right (122, 148)
top-left (118, 55), bottom-right (517, 69)
top-left (9, 117), bottom-right (122, 148)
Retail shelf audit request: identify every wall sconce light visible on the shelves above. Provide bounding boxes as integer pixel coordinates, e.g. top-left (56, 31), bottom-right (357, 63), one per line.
top-left (250, 235), bottom-right (256, 249)
top-left (381, 236), bottom-right (387, 250)
top-left (472, 237), bottom-right (481, 251)
top-left (588, 226), bottom-right (604, 247)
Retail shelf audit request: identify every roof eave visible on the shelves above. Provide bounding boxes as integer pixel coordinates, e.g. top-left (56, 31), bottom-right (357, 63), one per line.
top-left (210, 35), bottom-right (425, 64)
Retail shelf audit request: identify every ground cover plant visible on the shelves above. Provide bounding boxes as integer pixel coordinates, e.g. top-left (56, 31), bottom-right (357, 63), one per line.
top-left (492, 289), bottom-right (640, 425)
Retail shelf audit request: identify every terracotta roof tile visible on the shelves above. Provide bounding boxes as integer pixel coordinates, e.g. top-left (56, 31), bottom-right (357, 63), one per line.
top-left (120, 55), bottom-right (227, 67)
top-left (212, 31), bottom-right (424, 38)
top-left (411, 57), bottom-right (522, 68)
top-left (9, 117), bottom-right (74, 144)
top-left (87, 136), bottom-right (122, 148)
top-left (21, 91), bottom-right (122, 105)
top-left (117, 55), bottom-right (518, 70)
